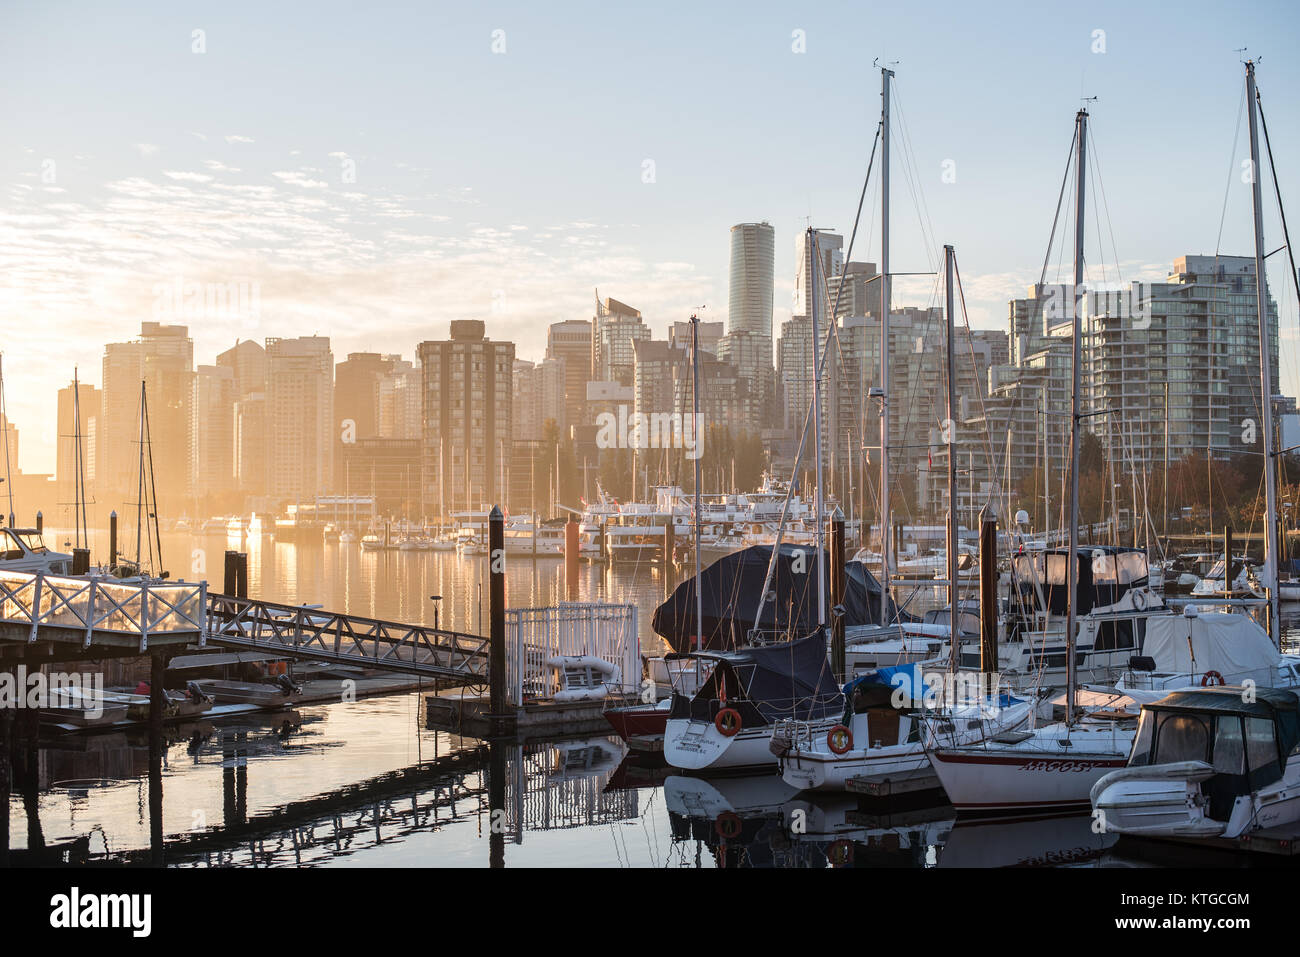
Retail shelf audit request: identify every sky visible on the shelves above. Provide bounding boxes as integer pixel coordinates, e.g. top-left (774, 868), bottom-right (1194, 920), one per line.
top-left (2, 0), bottom-right (1299, 474)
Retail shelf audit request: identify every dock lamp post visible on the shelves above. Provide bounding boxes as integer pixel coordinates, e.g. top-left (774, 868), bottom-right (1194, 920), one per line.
top-left (429, 594), bottom-right (443, 632)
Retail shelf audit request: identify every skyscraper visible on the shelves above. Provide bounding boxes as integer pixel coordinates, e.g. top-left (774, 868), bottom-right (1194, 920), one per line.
top-left (101, 322), bottom-right (194, 513)
top-left (728, 222), bottom-right (775, 339)
top-left (55, 379), bottom-right (101, 522)
top-left (546, 319), bottom-right (593, 432)
top-left (266, 336), bottom-right (334, 503)
top-left (418, 320), bottom-right (515, 515)
top-left (190, 364), bottom-right (236, 502)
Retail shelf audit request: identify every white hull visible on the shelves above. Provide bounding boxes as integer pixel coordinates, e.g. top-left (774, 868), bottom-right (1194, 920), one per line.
top-left (930, 724), bottom-right (1133, 814)
top-left (665, 717), bottom-right (835, 772)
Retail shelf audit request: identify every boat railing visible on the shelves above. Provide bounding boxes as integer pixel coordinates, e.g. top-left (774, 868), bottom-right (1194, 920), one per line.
top-left (505, 602), bottom-right (640, 706)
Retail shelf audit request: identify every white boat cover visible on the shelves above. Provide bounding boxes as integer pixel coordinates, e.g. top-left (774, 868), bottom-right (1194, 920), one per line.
top-left (1142, 612), bottom-right (1278, 685)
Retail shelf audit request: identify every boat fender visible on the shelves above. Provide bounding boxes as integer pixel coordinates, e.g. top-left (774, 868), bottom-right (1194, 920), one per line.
top-left (827, 724), bottom-right (854, 755)
top-left (714, 707), bottom-right (742, 737)
top-left (1201, 670), bottom-right (1225, 687)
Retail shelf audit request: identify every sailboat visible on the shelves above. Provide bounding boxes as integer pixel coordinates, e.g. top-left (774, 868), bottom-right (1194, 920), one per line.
top-left (1090, 59), bottom-right (1300, 843)
top-left (774, 245), bottom-right (1033, 792)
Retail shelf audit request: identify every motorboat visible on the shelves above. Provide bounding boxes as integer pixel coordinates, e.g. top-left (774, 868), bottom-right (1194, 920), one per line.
top-left (1090, 686), bottom-right (1300, 842)
top-left (662, 633), bottom-right (842, 773)
top-left (0, 527), bottom-right (73, 575)
top-left (196, 674), bottom-right (304, 707)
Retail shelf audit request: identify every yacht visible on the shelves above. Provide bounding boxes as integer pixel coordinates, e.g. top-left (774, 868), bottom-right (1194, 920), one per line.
top-left (0, 527), bottom-right (73, 575)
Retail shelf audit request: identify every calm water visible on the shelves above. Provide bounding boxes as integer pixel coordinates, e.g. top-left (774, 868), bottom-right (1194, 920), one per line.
top-left (5, 529), bottom-right (1298, 868)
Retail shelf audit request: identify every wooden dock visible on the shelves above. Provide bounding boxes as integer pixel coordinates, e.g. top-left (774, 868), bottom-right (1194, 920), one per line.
top-left (425, 690), bottom-right (637, 741)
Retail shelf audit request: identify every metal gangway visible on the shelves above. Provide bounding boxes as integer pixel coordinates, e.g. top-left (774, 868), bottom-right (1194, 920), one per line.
top-left (206, 593), bottom-right (490, 682)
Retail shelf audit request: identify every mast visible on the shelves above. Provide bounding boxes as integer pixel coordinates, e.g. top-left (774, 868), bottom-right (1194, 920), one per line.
top-left (691, 314), bottom-right (704, 651)
top-left (1246, 59), bottom-right (1281, 644)
top-left (1065, 107), bottom-right (1088, 722)
top-left (878, 64), bottom-right (894, 625)
top-left (944, 245), bottom-right (959, 673)
top-left (0, 355), bottom-right (13, 526)
top-left (1163, 380), bottom-right (1169, 546)
top-left (73, 368), bottom-right (87, 550)
top-left (135, 381), bottom-right (146, 569)
top-left (808, 227), bottom-right (827, 627)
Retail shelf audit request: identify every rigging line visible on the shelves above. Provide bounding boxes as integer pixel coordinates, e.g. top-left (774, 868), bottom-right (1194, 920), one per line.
top-left (1087, 123), bottom-right (1124, 283)
top-left (891, 81), bottom-right (940, 272)
top-left (1215, 86), bottom-right (1248, 258)
top-left (755, 124), bottom-right (883, 625)
top-left (951, 255), bottom-right (1001, 511)
top-left (1256, 86), bottom-right (1300, 340)
top-left (0, 354), bottom-right (12, 523)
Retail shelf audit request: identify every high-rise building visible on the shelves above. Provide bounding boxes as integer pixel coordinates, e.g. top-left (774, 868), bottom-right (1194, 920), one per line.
top-left (592, 297), bottom-right (650, 387)
top-left (512, 357), bottom-right (566, 441)
top-left (266, 336), bottom-right (334, 503)
top-left (418, 320), bottom-right (514, 514)
top-left (234, 392), bottom-right (268, 499)
top-left (55, 379), bottom-right (101, 521)
top-left (216, 339), bottom-right (268, 399)
top-left (546, 320), bottom-right (593, 433)
top-left (101, 322), bottom-right (194, 513)
top-left (376, 358), bottom-right (422, 440)
top-left (728, 222), bottom-right (775, 339)
top-left (667, 320), bottom-right (724, 356)
top-left (190, 364), bottom-right (236, 501)
top-left (793, 229), bottom-right (843, 318)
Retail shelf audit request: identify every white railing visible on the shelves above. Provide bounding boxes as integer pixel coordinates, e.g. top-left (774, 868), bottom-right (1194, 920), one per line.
top-left (505, 602), bottom-right (639, 705)
top-left (0, 570), bottom-right (206, 651)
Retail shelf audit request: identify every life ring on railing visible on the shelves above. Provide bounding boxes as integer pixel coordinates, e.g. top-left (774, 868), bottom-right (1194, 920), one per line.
top-left (1132, 589), bottom-right (1148, 611)
top-left (715, 811), bottom-right (743, 840)
top-left (1202, 670), bottom-right (1225, 687)
top-left (827, 724), bottom-right (854, 755)
top-left (714, 707), bottom-right (742, 737)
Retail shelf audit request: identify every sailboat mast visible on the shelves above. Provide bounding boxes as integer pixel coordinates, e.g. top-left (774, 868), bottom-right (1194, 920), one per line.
top-left (136, 381), bottom-right (145, 569)
top-left (1246, 59), bottom-right (1281, 645)
top-left (0, 355), bottom-right (13, 526)
top-left (1066, 107), bottom-right (1088, 721)
top-left (808, 227), bottom-right (827, 627)
top-left (691, 314), bottom-right (704, 651)
top-left (879, 65), bottom-right (894, 625)
top-left (944, 245), bottom-right (959, 673)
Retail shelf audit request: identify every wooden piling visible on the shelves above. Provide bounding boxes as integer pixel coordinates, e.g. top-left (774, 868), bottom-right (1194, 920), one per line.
top-left (108, 510), bottom-right (118, 570)
top-left (224, 550), bottom-right (238, 595)
top-left (488, 506), bottom-right (510, 735)
top-left (148, 649), bottom-right (165, 867)
top-left (830, 506), bottom-right (846, 681)
top-left (564, 519), bottom-right (579, 601)
top-left (979, 505), bottom-right (998, 673)
top-left (236, 552), bottom-right (248, 598)
top-left (35, 511), bottom-right (42, 535)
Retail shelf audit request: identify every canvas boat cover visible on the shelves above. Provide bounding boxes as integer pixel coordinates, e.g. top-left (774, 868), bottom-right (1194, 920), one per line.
top-left (668, 632), bottom-right (842, 723)
top-left (653, 543), bottom-right (914, 653)
top-left (1142, 612), bottom-right (1280, 687)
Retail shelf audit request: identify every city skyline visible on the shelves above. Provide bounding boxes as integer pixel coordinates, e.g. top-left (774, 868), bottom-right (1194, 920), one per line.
top-left (4, 1), bottom-right (1300, 475)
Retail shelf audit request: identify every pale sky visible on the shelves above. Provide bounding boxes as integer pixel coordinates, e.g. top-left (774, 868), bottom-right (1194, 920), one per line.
top-left (2, 0), bottom-right (1299, 473)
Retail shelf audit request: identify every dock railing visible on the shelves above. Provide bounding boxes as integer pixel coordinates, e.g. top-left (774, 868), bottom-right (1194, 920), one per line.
top-left (0, 570), bottom-right (206, 650)
top-left (505, 602), bottom-right (639, 705)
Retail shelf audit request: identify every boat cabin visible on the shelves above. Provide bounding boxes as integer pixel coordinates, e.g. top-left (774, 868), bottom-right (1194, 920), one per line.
top-left (1011, 545), bottom-right (1149, 616)
top-left (0, 528), bottom-right (72, 575)
top-left (1128, 687), bottom-right (1300, 818)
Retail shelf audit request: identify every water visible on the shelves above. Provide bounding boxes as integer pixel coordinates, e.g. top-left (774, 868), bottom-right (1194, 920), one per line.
top-left (5, 530), bottom-right (1297, 867)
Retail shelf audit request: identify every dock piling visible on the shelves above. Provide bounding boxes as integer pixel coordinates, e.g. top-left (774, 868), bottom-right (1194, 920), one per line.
top-left (488, 505), bottom-right (511, 735)
top-left (223, 550), bottom-right (238, 595)
top-left (830, 506), bottom-right (846, 681)
top-left (109, 511), bottom-right (118, 570)
top-left (564, 519), bottom-right (579, 601)
top-left (979, 505), bottom-right (998, 673)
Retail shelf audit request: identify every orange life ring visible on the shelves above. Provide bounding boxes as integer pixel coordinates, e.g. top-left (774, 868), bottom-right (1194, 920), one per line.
top-left (1201, 670), bottom-right (1225, 687)
top-left (714, 707), bottom-right (742, 737)
top-left (715, 811), bottom-right (743, 839)
top-left (827, 839), bottom-right (855, 868)
top-left (827, 724), bottom-right (854, 755)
